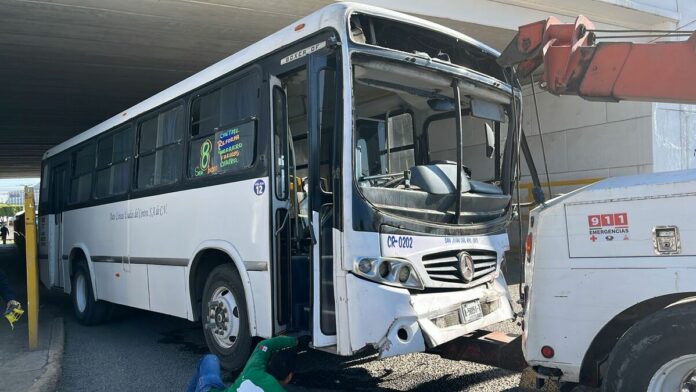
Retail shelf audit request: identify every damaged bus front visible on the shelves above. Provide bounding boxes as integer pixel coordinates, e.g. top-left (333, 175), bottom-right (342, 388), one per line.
top-left (331, 10), bottom-right (522, 357)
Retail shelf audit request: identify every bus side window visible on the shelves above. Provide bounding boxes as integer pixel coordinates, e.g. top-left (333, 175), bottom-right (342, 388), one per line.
top-left (135, 105), bottom-right (184, 189)
top-left (39, 163), bottom-right (50, 212)
top-left (273, 86), bottom-right (289, 200)
top-left (188, 73), bottom-right (259, 179)
top-left (69, 143), bottom-right (95, 205)
top-left (95, 125), bottom-right (133, 198)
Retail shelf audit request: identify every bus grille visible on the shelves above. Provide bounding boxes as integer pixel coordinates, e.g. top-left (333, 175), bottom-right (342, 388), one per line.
top-left (422, 249), bottom-right (497, 285)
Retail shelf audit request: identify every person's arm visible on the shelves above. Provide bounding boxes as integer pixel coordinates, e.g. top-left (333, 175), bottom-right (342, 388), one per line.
top-left (241, 336), bottom-right (297, 374)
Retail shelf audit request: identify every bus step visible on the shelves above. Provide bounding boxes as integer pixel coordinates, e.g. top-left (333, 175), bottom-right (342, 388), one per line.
top-left (427, 330), bottom-right (526, 372)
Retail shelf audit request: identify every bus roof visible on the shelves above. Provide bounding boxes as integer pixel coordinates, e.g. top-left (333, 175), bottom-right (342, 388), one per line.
top-left (44, 2), bottom-right (500, 160)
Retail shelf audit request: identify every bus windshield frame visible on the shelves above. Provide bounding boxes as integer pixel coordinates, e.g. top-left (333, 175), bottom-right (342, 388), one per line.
top-left (347, 45), bottom-right (519, 228)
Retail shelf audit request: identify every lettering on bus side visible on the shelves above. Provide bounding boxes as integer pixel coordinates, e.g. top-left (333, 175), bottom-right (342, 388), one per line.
top-left (280, 41), bottom-right (327, 65)
top-left (109, 204), bottom-right (168, 221)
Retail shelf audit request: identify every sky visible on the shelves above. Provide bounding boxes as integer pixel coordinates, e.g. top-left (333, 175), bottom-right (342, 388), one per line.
top-left (0, 178), bottom-right (40, 203)
top-left (0, 178), bottom-right (40, 192)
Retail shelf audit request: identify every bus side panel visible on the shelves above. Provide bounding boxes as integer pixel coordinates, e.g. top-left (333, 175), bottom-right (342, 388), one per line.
top-left (62, 199), bottom-right (151, 310)
top-left (147, 265), bottom-right (188, 318)
top-left (128, 178), bottom-right (271, 324)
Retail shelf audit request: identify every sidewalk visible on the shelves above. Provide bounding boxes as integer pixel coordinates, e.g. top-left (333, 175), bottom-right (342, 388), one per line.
top-left (0, 245), bottom-right (64, 392)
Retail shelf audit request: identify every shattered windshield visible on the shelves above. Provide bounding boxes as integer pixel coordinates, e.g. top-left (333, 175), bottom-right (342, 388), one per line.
top-left (351, 55), bottom-right (514, 225)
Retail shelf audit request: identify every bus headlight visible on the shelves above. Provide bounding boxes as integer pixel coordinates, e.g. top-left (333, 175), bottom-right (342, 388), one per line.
top-left (353, 257), bottom-right (424, 290)
top-left (358, 258), bottom-right (374, 274)
top-left (398, 265), bottom-right (411, 283)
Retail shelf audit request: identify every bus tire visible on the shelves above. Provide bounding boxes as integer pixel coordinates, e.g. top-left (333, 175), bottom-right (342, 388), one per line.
top-left (71, 260), bottom-right (110, 325)
top-left (602, 302), bottom-right (696, 392)
top-left (201, 264), bottom-right (252, 370)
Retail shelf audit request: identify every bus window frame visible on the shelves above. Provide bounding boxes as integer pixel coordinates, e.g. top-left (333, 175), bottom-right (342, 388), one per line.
top-left (185, 68), bottom-right (262, 183)
top-left (93, 123), bottom-right (134, 200)
top-left (272, 85), bottom-right (289, 201)
top-left (39, 160), bottom-right (51, 211)
top-left (133, 100), bottom-right (186, 192)
top-left (67, 141), bottom-right (97, 206)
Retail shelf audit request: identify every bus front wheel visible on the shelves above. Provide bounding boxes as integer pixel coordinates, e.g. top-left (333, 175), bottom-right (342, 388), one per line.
top-left (201, 264), bottom-right (252, 370)
top-left (71, 260), bottom-right (109, 325)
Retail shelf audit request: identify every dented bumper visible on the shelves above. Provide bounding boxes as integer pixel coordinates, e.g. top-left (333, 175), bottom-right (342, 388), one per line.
top-left (345, 272), bottom-right (514, 358)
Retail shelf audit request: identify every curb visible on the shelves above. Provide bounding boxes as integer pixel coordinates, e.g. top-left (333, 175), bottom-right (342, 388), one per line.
top-left (28, 317), bottom-right (64, 392)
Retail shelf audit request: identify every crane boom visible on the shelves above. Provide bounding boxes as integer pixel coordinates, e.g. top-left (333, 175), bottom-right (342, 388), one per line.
top-left (498, 16), bottom-right (696, 104)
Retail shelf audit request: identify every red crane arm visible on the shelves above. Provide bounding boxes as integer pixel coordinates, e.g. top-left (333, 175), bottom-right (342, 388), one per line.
top-left (498, 16), bottom-right (696, 104)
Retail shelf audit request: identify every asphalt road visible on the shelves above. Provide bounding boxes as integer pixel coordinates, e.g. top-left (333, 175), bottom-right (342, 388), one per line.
top-left (54, 265), bottom-right (541, 392)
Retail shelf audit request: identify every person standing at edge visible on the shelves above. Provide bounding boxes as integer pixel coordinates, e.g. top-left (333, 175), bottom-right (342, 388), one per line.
top-left (0, 225), bottom-right (8, 245)
top-left (187, 335), bottom-right (299, 392)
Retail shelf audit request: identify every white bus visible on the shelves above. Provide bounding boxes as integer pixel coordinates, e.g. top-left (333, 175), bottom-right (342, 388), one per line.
top-left (38, 2), bottom-right (523, 369)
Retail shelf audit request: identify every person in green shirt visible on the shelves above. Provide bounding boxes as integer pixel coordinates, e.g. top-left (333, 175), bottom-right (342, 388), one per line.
top-left (186, 336), bottom-right (298, 392)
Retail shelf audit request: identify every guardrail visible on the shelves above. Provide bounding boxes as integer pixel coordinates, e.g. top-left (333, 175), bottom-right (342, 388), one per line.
top-left (518, 177), bottom-right (604, 206)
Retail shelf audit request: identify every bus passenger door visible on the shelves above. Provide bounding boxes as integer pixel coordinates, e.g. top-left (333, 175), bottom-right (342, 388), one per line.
top-left (269, 75), bottom-right (292, 334)
top-left (308, 54), bottom-right (339, 348)
top-left (49, 162), bottom-right (69, 289)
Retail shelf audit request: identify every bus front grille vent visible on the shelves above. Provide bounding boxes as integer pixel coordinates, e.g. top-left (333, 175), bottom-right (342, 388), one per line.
top-left (421, 249), bottom-right (497, 285)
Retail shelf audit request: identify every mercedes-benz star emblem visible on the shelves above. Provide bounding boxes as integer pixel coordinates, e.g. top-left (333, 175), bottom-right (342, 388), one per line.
top-left (457, 251), bottom-right (475, 283)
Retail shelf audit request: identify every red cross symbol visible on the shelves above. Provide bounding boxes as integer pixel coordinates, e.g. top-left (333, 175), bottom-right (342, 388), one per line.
top-left (590, 235), bottom-right (598, 242)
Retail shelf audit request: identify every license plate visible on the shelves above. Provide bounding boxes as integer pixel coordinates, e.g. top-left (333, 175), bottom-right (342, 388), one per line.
top-left (461, 300), bottom-right (483, 324)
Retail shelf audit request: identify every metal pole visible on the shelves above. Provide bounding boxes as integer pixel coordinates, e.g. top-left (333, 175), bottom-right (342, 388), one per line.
top-left (24, 186), bottom-right (38, 350)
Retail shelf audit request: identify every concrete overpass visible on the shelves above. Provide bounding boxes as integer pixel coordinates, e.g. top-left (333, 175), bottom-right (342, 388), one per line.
top-left (1, 0), bottom-right (683, 178)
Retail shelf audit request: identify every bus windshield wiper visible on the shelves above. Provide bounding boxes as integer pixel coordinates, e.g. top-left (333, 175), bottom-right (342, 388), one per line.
top-left (451, 79), bottom-right (464, 223)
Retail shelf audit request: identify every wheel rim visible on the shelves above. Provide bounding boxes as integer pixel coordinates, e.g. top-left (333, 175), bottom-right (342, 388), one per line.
top-left (648, 354), bottom-right (696, 392)
top-left (206, 286), bottom-right (240, 350)
top-left (75, 272), bottom-right (87, 313)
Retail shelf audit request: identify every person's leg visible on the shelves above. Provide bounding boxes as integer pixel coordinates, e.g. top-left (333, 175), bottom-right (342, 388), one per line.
top-left (187, 354), bottom-right (225, 392)
top-left (186, 362), bottom-right (201, 392)
top-left (195, 354), bottom-right (225, 392)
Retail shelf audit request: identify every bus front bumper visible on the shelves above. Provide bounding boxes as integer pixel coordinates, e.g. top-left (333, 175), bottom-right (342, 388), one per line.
top-left (345, 273), bottom-right (514, 358)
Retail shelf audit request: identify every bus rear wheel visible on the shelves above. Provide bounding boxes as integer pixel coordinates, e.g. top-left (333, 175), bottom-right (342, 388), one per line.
top-left (71, 260), bottom-right (109, 325)
top-left (201, 264), bottom-right (252, 370)
top-left (602, 302), bottom-right (696, 392)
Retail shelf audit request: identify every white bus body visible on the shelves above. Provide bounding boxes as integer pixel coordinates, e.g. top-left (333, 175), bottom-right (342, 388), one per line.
top-left (38, 2), bottom-right (521, 369)
top-left (523, 170), bottom-right (696, 389)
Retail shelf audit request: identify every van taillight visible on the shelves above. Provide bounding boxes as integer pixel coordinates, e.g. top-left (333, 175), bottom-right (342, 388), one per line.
top-left (525, 233), bottom-right (533, 263)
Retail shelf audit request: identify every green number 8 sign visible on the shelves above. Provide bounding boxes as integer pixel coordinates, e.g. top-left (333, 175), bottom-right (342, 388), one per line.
top-left (200, 139), bottom-right (212, 170)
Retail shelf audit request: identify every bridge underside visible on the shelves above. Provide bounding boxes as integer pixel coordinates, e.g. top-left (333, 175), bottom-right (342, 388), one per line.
top-left (1, 0), bottom-right (512, 178)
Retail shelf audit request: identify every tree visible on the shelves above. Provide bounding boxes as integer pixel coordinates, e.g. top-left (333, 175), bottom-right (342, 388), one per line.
top-left (0, 204), bottom-right (23, 218)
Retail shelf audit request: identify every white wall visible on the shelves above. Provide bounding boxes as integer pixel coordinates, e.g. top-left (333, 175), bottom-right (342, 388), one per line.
top-left (653, 104), bottom-right (696, 171)
top-left (520, 87), bottom-right (653, 199)
top-left (652, 0), bottom-right (696, 172)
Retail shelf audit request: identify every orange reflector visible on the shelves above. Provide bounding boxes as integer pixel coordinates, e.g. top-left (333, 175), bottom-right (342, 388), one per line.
top-left (294, 23), bottom-right (305, 31)
top-left (541, 345), bottom-right (554, 359)
top-left (525, 233), bottom-right (533, 255)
